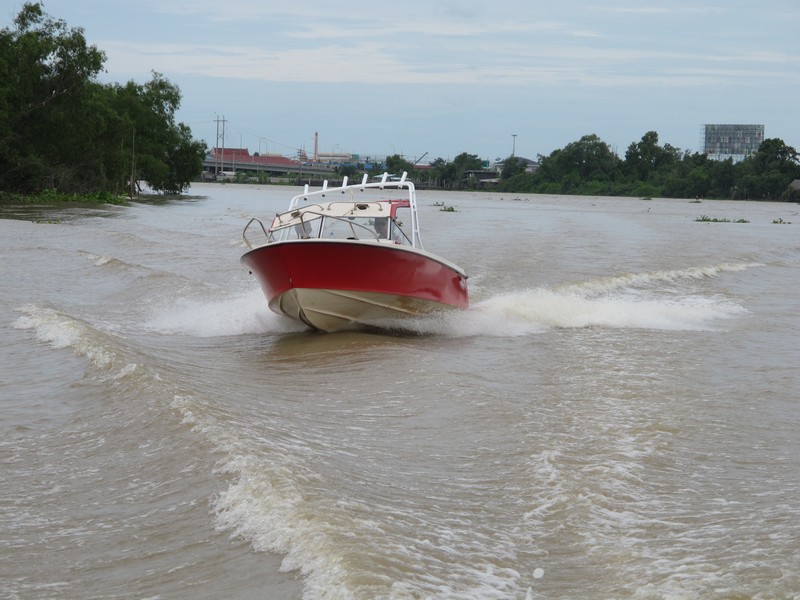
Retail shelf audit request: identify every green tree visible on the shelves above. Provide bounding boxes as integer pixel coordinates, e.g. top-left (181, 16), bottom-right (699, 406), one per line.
top-left (428, 157), bottom-right (457, 188)
top-left (733, 139), bottom-right (800, 200)
top-left (441, 130), bottom-right (798, 201)
top-left (534, 134), bottom-right (619, 193)
top-left (385, 154), bottom-right (415, 176)
top-left (708, 156), bottom-right (737, 198)
top-left (424, 153), bottom-right (483, 189)
top-left (0, 2), bottom-right (105, 192)
top-left (624, 131), bottom-right (660, 181)
top-left (336, 164), bottom-right (358, 178)
top-left (452, 152), bottom-right (483, 188)
top-left (501, 156), bottom-right (526, 180)
top-left (623, 131), bottom-right (680, 184)
top-left (499, 171), bottom-right (537, 193)
top-left (0, 3), bottom-right (205, 195)
top-left (115, 73), bottom-right (207, 194)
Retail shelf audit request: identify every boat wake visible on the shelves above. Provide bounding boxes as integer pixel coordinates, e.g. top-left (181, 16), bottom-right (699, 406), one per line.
top-left (12, 304), bottom-right (142, 381)
top-left (135, 262), bottom-right (755, 339)
top-left (464, 287), bottom-right (744, 335)
top-left (142, 288), bottom-right (307, 337)
top-left (387, 261), bottom-right (755, 337)
top-left (555, 261), bottom-right (760, 297)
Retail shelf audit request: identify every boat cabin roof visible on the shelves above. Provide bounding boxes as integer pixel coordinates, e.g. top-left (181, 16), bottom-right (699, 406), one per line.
top-left (275, 199), bottom-right (409, 226)
top-left (242, 171), bottom-right (424, 249)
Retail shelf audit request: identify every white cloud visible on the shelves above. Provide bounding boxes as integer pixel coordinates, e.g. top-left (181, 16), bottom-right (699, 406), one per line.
top-left (38, 0), bottom-right (800, 156)
top-left (99, 32), bottom-right (799, 89)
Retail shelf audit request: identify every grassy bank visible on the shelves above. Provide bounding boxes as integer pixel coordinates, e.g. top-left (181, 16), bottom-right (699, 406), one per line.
top-left (0, 189), bottom-right (128, 205)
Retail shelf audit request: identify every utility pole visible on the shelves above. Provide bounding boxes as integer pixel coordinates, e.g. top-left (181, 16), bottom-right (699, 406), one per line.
top-left (215, 115), bottom-right (227, 176)
top-left (512, 134), bottom-right (517, 157)
top-left (129, 129), bottom-right (136, 198)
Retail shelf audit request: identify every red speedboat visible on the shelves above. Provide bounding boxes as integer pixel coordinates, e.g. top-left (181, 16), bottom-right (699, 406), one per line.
top-left (241, 172), bottom-right (468, 332)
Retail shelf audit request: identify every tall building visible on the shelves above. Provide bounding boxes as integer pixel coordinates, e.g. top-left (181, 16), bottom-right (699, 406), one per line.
top-left (702, 124), bottom-right (764, 161)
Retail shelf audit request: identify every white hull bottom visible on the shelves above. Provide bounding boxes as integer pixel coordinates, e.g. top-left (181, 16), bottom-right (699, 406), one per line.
top-left (272, 288), bottom-right (456, 332)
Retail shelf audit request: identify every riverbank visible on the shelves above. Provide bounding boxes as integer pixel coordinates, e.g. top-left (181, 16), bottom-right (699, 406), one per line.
top-left (0, 190), bottom-right (128, 206)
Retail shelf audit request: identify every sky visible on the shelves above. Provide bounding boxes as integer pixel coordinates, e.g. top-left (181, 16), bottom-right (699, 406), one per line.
top-left (9, 0), bottom-right (800, 163)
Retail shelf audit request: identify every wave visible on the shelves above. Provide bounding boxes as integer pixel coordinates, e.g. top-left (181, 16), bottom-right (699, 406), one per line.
top-left (392, 291), bottom-right (746, 338)
top-left (12, 304), bottom-right (141, 382)
top-left (391, 262), bottom-right (755, 337)
top-left (79, 251), bottom-right (135, 269)
top-left (10, 299), bottom-right (369, 596)
top-left (471, 290), bottom-right (743, 335)
top-left (554, 261), bottom-right (761, 297)
top-left (143, 288), bottom-right (306, 337)
top-left (170, 393), bottom-right (357, 598)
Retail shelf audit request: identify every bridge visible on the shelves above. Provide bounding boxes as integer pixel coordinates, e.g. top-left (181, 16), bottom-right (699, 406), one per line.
top-left (201, 147), bottom-right (338, 182)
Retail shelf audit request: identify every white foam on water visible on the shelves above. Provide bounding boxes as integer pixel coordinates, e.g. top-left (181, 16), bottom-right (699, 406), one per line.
top-left (143, 288), bottom-right (305, 337)
top-left (473, 288), bottom-right (745, 333)
top-left (557, 261), bottom-right (761, 297)
top-left (172, 391), bottom-right (532, 598)
top-left (79, 250), bottom-right (146, 272)
top-left (84, 252), bottom-right (114, 266)
top-left (397, 289), bottom-right (745, 338)
top-left (13, 307), bottom-right (82, 350)
top-left (169, 393), bottom-right (358, 597)
top-left (12, 305), bottom-right (138, 379)
top-left (400, 262), bottom-right (753, 337)
top-left (13, 305), bottom-right (115, 368)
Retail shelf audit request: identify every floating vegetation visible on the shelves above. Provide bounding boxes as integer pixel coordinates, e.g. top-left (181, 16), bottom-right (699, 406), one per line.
top-left (772, 218), bottom-right (792, 224)
top-left (695, 215), bottom-right (749, 223)
top-left (440, 205), bottom-right (457, 212)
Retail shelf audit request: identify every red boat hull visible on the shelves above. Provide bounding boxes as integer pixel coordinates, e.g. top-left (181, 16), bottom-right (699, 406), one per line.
top-left (241, 240), bottom-right (468, 331)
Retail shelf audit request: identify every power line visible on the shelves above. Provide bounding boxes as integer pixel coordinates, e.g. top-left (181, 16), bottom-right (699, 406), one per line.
top-left (223, 121), bottom-right (300, 153)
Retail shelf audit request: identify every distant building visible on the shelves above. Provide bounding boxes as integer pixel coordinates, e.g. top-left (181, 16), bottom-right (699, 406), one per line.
top-left (203, 147), bottom-right (303, 180)
top-left (702, 124), bottom-right (764, 162)
top-left (489, 156), bottom-right (539, 174)
top-left (790, 179), bottom-right (800, 199)
top-left (315, 152), bottom-right (356, 165)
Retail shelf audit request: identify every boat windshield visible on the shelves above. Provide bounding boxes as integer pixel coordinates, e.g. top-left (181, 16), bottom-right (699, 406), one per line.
top-left (269, 205), bottom-right (413, 246)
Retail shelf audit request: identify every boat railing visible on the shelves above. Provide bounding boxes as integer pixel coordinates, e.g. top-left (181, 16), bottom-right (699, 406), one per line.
top-left (288, 172), bottom-right (422, 248)
top-left (242, 217), bottom-right (269, 249)
top-left (244, 172), bottom-right (423, 249)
